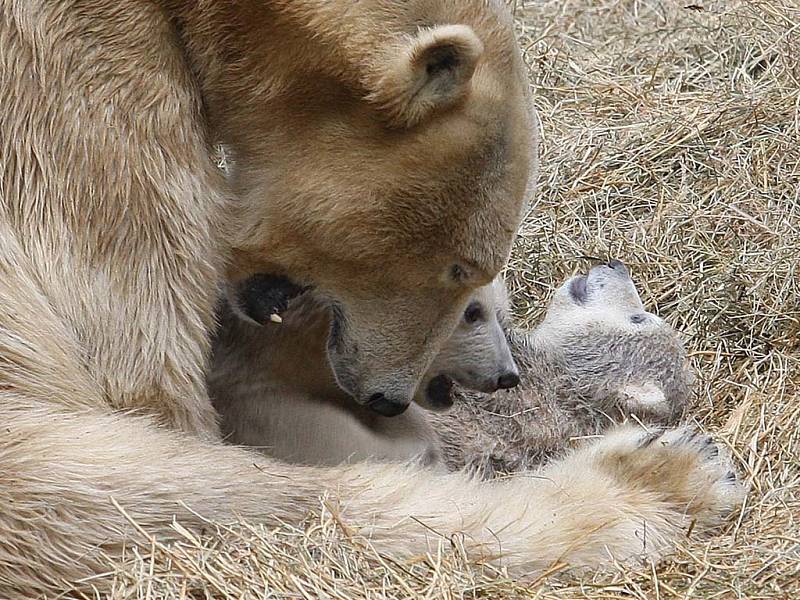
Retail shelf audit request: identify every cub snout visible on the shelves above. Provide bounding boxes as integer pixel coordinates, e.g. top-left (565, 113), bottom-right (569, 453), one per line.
top-left (366, 392), bottom-right (410, 417)
top-left (497, 370), bottom-right (520, 390)
top-left (462, 367), bottom-right (520, 394)
top-left (589, 258), bottom-right (631, 282)
top-left (605, 259), bottom-right (629, 276)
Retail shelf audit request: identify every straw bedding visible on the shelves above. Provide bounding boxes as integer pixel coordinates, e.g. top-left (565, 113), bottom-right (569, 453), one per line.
top-left (94, 1), bottom-right (800, 597)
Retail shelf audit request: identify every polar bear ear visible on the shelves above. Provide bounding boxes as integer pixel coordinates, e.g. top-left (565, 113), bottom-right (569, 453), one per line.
top-left (368, 25), bottom-right (484, 128)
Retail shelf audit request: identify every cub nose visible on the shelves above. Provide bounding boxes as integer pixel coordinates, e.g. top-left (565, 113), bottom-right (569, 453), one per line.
top-left (607, 259), bottom-right (625, 270)
top-left (606, 259), bottom-right (629, 276)
top-left (497, 372), bottom-right (520, 390)
top-left (366, 393), bottom-right (409, 417)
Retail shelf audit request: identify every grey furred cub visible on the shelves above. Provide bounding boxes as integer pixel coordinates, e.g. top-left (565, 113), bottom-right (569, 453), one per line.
top-left (433, 259), bottom-right (693, 476)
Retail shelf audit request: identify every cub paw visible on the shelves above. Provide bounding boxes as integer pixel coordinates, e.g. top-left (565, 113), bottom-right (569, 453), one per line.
top-left (590, 425), bottom-right (746, 529)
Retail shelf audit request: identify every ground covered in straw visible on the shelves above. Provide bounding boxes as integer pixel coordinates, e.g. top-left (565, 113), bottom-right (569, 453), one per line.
top-left (99, 1), bottom-right (799, 598)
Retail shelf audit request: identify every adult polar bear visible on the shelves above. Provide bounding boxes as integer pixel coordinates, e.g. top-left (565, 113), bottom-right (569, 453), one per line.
top-left (0, 1), bottom-right (742, 596)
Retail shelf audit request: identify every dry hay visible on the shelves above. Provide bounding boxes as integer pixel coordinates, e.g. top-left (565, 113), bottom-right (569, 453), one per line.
top-left (92, 0), bottom-right (800, 598)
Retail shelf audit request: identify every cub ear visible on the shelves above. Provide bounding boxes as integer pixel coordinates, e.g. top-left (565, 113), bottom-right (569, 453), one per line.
top-left (368, 25), bottom-right (484, 128)
top-left (620, 382), bottom-right (668, 415)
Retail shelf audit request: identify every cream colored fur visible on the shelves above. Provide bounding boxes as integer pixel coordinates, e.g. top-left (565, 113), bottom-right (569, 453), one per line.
top-left (0, 1), bottom-right (743, 596)
top-left (0, 250), bottom-right (745, 597)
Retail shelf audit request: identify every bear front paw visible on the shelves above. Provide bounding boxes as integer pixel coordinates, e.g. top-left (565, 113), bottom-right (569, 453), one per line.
top-left (590, 424), bottom-right (746, 530)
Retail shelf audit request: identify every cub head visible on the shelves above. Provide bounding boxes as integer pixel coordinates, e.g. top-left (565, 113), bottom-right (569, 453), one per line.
top-left (531, 260), bottom-right (692, 420)
top-left (417, 276), bottom-right (519, 411)
top-left (225, 6), bottom-right (537, 416)
top-left (539, 259), bottom-right (656, 334)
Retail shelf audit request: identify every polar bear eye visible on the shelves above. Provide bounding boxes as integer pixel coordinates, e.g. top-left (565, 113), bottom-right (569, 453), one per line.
top-left (450, 264), bottom-right (468, 282)
top-left (446, 262), bottom-right (494, 288)
top-left (464, 301), bottom-right (484, 324)
top-left (630, 313), bottom-right (647, 324)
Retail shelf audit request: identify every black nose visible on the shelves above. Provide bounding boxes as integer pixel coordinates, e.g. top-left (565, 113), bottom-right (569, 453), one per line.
top-left (366, 393), bottom-right (409, 417)
top-left (497, 372), bottom-right (520, 390)
top-left (607, 259), bottom-right (627, 273)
